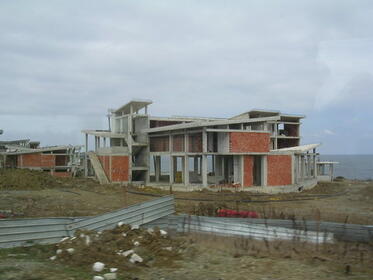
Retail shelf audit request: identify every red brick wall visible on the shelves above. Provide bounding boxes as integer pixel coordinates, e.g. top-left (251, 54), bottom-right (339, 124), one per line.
top-left (229, 132), bottom-right (270, 153)
top-left (98, 155), bottom-right (129, 182)
top-left (189, 133), bottom-right (202, 153)
top-left (150, 136), bottom-right (169, 152)
top-left (98, 156), bottom-right (111, 179)
top-left (172, 135), bottom-right (184, 152)
top-left (243, 156), bottom-right (254, 187)
top-left (18, 154), bottom-right (55, 168)
top-left (267, 155), bottom-right (292, 186)
top-left (111, 156), bottom-right (129, 182)
top-left (40, 155), bottom-right (55, 167)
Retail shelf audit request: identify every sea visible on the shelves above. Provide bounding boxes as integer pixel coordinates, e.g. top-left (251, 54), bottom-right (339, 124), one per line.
top-left (319, 155), bottom-right (373, 180)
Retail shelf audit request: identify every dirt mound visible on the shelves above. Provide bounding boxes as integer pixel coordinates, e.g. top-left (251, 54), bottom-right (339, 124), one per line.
top-left (50, 224), bottom-right (183, 275)
top-left (0, 169), bottom-right (63, 190)
top-left (0, 169), bottom-right (117, 191)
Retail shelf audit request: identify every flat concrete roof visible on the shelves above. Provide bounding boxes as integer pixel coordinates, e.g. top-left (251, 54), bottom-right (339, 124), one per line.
top-left (114, 99), bottom-right (153, 115)
top-left (232, 109), bottom-right (305, 120)
top-left (1, 145), bottom-right (80, 155)
top-left (144, 116), bottom-right (281, 133)
top-left (82, 130), bottom-right (127, 138)
top-left (272, 143), bottom-right (321, 153)
top-left (150, 116), bottom-right (224, 122)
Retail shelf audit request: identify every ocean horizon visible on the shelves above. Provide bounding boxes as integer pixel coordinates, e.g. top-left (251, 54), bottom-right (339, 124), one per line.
top-left (319, 154), bottom-right (373, 180)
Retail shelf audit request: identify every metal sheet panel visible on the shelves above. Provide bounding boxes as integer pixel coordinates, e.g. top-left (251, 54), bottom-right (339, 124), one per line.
top-left (0, 196), bottom-right (175, 248)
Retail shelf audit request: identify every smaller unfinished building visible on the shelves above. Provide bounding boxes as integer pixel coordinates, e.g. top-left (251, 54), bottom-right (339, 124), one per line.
top-left (0, 138), bottom-right (81, 177)
top-left (83, 100), bottom-right (322, 192)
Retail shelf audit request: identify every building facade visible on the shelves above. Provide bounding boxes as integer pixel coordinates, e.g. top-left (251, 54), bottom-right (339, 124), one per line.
top-left (83, 100), bottom-right (320, 191)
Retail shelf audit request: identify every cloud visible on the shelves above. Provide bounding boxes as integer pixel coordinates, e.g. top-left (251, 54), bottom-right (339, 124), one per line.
top-left (0, 1), bottom-right (373, 152)
top-left (323, 129), bottom-right (335, 135)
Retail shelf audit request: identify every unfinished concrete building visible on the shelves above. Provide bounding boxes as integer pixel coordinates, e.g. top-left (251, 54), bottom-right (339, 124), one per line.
top-left (83, 100), bottom-right (320, 192)
top-left (0, 137), bottom-right (81, 177)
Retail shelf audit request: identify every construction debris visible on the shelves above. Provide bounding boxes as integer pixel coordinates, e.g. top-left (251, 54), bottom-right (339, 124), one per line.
top-left (50, 224), bottom-right (183, 274)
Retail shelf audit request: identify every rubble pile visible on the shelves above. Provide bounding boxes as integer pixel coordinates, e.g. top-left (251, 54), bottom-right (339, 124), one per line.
top-left (49, 224), bottom-right (182, 276)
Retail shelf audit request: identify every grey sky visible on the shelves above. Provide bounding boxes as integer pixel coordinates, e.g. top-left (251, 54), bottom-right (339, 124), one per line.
top-left (1, 1), bottom-right (373, 154)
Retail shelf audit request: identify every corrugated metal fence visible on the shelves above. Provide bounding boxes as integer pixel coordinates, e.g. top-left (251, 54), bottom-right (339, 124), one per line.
top-left (1, 196), bottom-right (373, 248)
top-left (0, 196), bottom-right (174, 248)
top-left (145, 215), bottom-right (373, 243)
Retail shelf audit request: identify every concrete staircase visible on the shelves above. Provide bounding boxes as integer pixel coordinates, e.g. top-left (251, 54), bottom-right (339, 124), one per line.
top-left (88, 152), bottom-right (109, 184)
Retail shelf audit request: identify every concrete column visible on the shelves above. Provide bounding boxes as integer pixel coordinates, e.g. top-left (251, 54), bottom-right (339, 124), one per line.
top-left (103, 138), bottom-right (106, 148)
top-left (169, 156), bottom-right (174, 184)
top-left (212, 155), bottom-right (215, 173)
top-left (274, 123), bottom-right (278, 149)
top-left (155, 156), bottom-right (161, 182)
top-left (300, 155), bottom-right (304, 180)
top-left (303, 155), bottom-right (307, 179)
top-left (313, 149), bottom-right (317, 178)
top-left (84, 134), bottom-right (88, 177)
top-left (307, 154), bottom-right (311, 178)
top-left (169, 134), bottom-right (172, 153)
top-left (199, 156), bottom-right (202, 174)
top-left (202, 128), bottom-right (207, 153)
top-left (128, 107), bottom-right (133, 183)
top-left (261, 156), bottom-right (267, 187)
top-left (298, 155), bottom-right (302, 181)
top-left (184, 131), bottom-right (188, 153)
top-left (173, 157), bottom-right (178, 183)
top-left (202, 155), bottom-right (208, 187)
top-left (184, 156), bottom-right (189, 186)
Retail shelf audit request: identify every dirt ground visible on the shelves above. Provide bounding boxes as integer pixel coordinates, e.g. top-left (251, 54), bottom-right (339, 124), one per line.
top-left (1, 169), bottom-right (372, 224)
top-left (1, 169), bottom-right (373, 279)
top-left (0, 232), bottom-right (372, 280)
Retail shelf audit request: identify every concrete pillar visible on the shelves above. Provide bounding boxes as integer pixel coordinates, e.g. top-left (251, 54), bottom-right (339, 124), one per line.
top-left (213, 155), bottom-right (218, 184)
top-left (212, 155), bottom-right (215, 173)
top-left (184, 156), bottom-right (189, 186)
top-left (313, 149), bottom-right (317, 178)
top-left (84, 134), bottom-right (88, 177)
top-left (202, 155), bottom-right (208, 187)
top-left (103, 137), bottom-right (106, 148)
top-left (303, 156), bottom-right (307, 179)
top-left (155, 156), bottom-right (161, 182)
top-left (128, 107), bottom-right (133, 183)
top-left (202, 128), bottom-right (207, 153)
top-left (261, 156), bottom-right (267, 187)
top-left (199, 156), bottom-right (202, 174)
top-left (169, 156), bottom-right (174, 184)
top-left (300, 155), bottom-right (305, 180)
